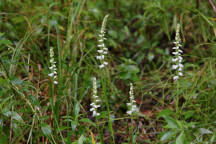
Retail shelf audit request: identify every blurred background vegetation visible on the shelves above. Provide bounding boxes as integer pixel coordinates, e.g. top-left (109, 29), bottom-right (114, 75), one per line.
top-left (0, 0), bottom-right (216, 143)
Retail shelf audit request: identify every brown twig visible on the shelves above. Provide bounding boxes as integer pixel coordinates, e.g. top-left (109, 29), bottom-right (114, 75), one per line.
top-left (209, 0), bottom-right (216, 14)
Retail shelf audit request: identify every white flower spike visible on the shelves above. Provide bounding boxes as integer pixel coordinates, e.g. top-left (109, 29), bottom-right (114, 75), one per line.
top-left (90, 77), bottom-right (101, 117)
top-left (96, 15), bottom-right (109, 69)
top-left (127, 83), bottom-right (138, 115)
top-left (172, 23), bottom-right (183, 81)
top-left (48, 47), bottom-right (58, 84)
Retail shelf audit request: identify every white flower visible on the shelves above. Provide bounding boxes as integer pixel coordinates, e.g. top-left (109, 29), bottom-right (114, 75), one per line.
top-left (127, 83), bottom-right (138, 115)
top-left (172, 23), bottom-right (184, 81)
top-left (172, 65), bottom-right (178, 70)
top-left (172, 58), bottom-right (178, 62)
top-left (173, 76), bottom-right (179, 80)
top-left (98, 39), bottom-right (103, 42)
top-left (172, 52), bottom-right (179, 55)
top-left (96, 15), bottom-right (109, 69)
top-left (127, 111), bottom-right (132, 115)
top-left (96, 55), bottom-right (105, 60)
top-left (99, 64), bottom-right (105, 69)
top-left (48, 73), bottom-right (54, 77)
top-left (48, 47), bottom-right (58, 84)
top-left (90, 77), bottom-right (101, 117)
top-left (97, 50), bottom-right (103, 53)
top-left (104, 61), bottom-right (108, 65)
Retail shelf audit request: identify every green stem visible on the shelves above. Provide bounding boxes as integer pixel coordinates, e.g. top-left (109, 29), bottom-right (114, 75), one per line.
top-left (96, 117), bottom-right (104, 144)
top-left (175, 81), bottom-right (180, 117)
top-left (101, 75), bottom-right (115, 144)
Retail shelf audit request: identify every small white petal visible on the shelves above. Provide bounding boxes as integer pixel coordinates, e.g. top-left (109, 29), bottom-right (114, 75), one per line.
top-left (127, 103), bottom-right (131, 106)
top-left (98, 44), bottom-right (104, 47)
top-left (93, 111), bottom-right (97, 117)
top-left (132, 100), bottom-right (136, 103)
top-left (104, 61), bottom-right (108, 65)
top-left (179, 72), bottom-right (183, 76)
top-left (48, 73), bottom-right (54, 77)
top-left (90, 103), bottom-right (95, 106)
top-left (172, 65), bottom-right (178, 69)
top-left (178, 56), bottom-right (183, 60)
top-left (179, 64), bottom-right (184, 68)
top-left (99, 64), bottom-right (105, 69)
top-left (173, 46), bottom-right (179, 49)
top-left (173, 76), bottom-right (179, 80)
top-left (90, 108), bottom-right (95, 111)
top-left (103, 48), bottom-right (108, 51)
top-left (54, 81), bottom-right (58, 84)
top-left (98, 39), bottom-right (103, 42)
top-left (172, 58), bottom-right (178, 62)
top-left (178, 50), bottom-right (183, 53)
top-left (127, 111), bottom-right (132, 115)
top-left (172, 52), bottom-right (179, 55)
top-left (97, 50), bottom-right (103, 53)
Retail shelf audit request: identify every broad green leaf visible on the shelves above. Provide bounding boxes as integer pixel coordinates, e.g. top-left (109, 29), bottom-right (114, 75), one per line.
top-left (164, 116), bottom-right (179, 129)
top-left (41, 124), bottom-right (52, 136)
top-left (176, 132), bottom-right (186, 144)
top-left (160, 131), bottom-right (175, 142)
top-left (157, 108), bottom-right (173, 118)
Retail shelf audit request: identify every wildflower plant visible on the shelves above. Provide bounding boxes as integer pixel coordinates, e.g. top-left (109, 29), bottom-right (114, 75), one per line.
top-left (96, 15), bottom-right (109, 69)
top-left (90, 77), bottom-right (100, 117)
top-left (127, 83), bottom-right (138, 115)
top-left (172, 23), bottom-right (183, 81)
top-left (48, 47), bottom-right (58, 84)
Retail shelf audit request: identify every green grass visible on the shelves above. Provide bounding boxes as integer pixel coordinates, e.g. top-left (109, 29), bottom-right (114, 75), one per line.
top-left (0, 0), bottom-right (216, 143)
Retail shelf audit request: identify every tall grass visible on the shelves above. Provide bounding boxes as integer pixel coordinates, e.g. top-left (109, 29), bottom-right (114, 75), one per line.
top-left (0, 0), bottom-right (216, 143)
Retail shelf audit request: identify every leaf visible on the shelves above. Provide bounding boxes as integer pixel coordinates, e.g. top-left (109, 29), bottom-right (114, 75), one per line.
top-left (157, 108), bottom-right (173, 118)
top-left (176, 132), bottom-right (186, 144)
top-left (199, 128), bottom-right (213, 135)
top-left (163, 116), bottom-right (180, 129)
top-left (80, 118), bottom-right (96, 127)
top-left (78, 135), bottom-right (86, 144)
top-left (75, 102), bottom-right (80, 116)
top-left (183, 110), bottom-right (195, 119)
top-left (3, 111), bottom-right (23, 123)
top-left (160, 131), bottom-right (175, 142)
top-left (0, 39), bottom-right (12, 46)
top-left (41, 124), bottom-right (52, 136)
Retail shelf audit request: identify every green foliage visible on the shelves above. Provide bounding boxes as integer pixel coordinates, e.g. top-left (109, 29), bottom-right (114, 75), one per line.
top-left (0, 0), bottom-right (216, 143)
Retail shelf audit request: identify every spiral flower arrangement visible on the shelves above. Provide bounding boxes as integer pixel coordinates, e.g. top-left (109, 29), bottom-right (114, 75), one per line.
top-left (48, 47), bottom-right (58, 84)
top-left (172, 23), bottom-right (183, 81)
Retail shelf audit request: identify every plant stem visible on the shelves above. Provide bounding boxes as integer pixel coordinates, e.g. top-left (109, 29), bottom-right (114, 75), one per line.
top-left (101, 75), bottom-right (115, 144)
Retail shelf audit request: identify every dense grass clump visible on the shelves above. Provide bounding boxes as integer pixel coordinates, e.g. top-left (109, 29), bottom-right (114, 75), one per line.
top-left (0, 0), bottom-right (216, 143)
